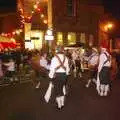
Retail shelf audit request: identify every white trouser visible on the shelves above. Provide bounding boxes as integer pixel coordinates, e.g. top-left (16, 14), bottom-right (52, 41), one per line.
top-left (56, 96), bottom-right (65, 108)
top-left (99, 84), bottom-right (109, 96)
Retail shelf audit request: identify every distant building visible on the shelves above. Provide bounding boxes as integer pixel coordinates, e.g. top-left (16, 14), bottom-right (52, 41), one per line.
top-left (51, 0), bottom-right (104, 47)
top-left (19, 0), bottom-right (104, 50)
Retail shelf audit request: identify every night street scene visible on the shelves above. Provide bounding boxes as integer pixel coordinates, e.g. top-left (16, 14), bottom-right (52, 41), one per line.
top-left (0, 0), bottom-right (120, 120)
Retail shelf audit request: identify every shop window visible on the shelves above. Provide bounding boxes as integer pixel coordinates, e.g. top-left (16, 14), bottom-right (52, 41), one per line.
top-left (68, 32), bottom-right (76, 45)
top-left (57, 32), bottom-right (63, 45)
top-left (80, 33), bottom-right (86, 44)
top-left (89, 34), bottom-right (94, 47)
top-left (30, 30), bottom-right (43, 49)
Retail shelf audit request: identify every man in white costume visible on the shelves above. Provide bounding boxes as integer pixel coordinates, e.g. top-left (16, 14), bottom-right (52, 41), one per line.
top-left (49, 46), bottom-right (70, 109)
top-left (86, 47), bottom-right (99, 87)
top-left (97, 44), bottom-right (111, 96)
top-left (35, 52), bottom-right (50, 89)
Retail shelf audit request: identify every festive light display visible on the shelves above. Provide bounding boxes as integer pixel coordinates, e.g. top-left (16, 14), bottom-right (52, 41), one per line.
top-left (20, 1), bottom-right (48, 24)
top-left (0, 1), bottom-right (48, 40)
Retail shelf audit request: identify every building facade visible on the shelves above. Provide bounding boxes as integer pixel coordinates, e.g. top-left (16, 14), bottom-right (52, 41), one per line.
top-left (20, 0), bottom-right (104, 50)
top-left (51, 0), bottom-right (104, 47)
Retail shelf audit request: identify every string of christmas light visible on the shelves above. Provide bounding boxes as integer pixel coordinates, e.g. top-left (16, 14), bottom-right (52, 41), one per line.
top-left (0, 2), bottom-right (48, 38)
top-left (0, 29), bottom-right (23, 37)
top-left (23, 1), bottom-right (48, 24)
top-left (0, 8), bottom-right (24, 38)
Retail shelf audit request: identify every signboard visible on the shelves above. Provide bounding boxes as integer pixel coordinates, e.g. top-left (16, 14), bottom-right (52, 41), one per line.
top-left (45, 35), bottom-right (54, 41)
top-left (45, 29), bottom-right (54, 41)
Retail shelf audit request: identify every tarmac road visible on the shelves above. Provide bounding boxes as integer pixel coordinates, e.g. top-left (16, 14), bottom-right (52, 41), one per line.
top-left (0, 74), bottom-right (120, 120)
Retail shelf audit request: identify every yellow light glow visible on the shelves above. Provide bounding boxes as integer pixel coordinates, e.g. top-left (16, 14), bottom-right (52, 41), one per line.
top-left (11, 38), bottom-right (16, 43)
top-left (108, 23), bottom-right (113, 28)
top-left (68, 34), bottom-right (71, 40)
top-left (16, 30), bottom-right (20, 35)
top-left (58, 34), bottom-right (62, 40)
top-left (34, 4), bottom-right (38, 9)
top-left (41, 14), bottom-right (44, 18)
top-left (12, 31), bottom-right (16, 35)
top-left (57, 32), bottom-right (63, 45)
top-left (68, 32), bottom-right (76, 45)
top-left (25, 42), bottom-right (34, 50)
top-left (1, 33), bottom-right (5, 36)
top-left (21, 15), bottom-right (25, 19)
top-left (43, 20), bottom-right (48, 24)
top-left (36, 1), bottom-right (40, 4)
top-left (19, 29), bottom-right (23, 32)
top-left (19, 8), bottom-right (23, 13)
top-left (46, 29), bottom-right (52, 35)
top-left (104, 23), bottom-right (113, 32)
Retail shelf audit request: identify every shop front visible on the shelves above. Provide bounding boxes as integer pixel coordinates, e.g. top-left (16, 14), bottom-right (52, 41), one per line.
top-left (0, 36), bottom-right (16, 49)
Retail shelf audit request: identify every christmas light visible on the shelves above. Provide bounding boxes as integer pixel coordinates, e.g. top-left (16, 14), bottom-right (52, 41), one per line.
top-left (43, 19), bottom-right (48, 24)
top-left (16, 30), bottom-right (20, 35)
top-left (34, 4), bottom-right (38, 9)
top-left (19, 29), bottom-right (23, 32)
top-left (37, 8), bottom-right (41, 12)
top-left (41, 14), bottom-right (44, 18)
top-left (12, 31), bottom-right (16, 35)
top-left (0, 2), bottom-right (48, 38)
top-left (1, 33), bottom-right (5, 36)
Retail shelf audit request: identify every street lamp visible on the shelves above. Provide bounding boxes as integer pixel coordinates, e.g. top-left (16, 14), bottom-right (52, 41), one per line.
top-left (104, 23), bottom-right (113, 32)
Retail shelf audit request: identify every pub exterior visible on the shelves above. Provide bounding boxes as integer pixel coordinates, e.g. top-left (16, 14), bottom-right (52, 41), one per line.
top-left (19, 0), bottom-right (104, 50)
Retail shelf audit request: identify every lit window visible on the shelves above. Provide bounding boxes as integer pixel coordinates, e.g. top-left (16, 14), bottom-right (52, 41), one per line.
top-left (80, 33), bottom-right (86, 43)
top-left (57, 32), bottom-right (63, 45)
top-left (89, 34), bottom-right (94, 46)
top-left (68, 32), bottom-right (76, 45)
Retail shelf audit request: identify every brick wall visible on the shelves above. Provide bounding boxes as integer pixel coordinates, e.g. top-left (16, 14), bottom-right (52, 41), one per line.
top-left (52, 0), bottom-right (104, 45)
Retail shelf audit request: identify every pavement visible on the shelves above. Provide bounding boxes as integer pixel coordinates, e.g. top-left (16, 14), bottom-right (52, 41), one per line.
top-left (0, 73), bottom-right (120, 120)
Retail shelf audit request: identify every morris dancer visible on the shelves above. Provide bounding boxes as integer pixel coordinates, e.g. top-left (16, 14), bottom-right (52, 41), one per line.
top-left (86, 47), bottom-right (99, 88)
top-left (72, 49), bottom-right (82, 78)
top-left (49, 46), bottom-right (70, 109)
top-left (35, 52), bottom-right (50, 89)
top-left (97, 44), bottom-right (111, 96)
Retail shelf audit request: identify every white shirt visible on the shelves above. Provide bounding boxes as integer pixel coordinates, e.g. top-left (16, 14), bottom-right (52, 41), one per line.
top-left (4, 61), bottom-right (15, 71)
top-left (98, 51), bottom-right (111, 73)
top-left (49, 53), bottom-right (70, 78)
top-left (88, 53), bottom-right (99, 66)
top-left (40, 57), bottom-right (49, 70)
top-left (72, 51), bottom-right (79, 60)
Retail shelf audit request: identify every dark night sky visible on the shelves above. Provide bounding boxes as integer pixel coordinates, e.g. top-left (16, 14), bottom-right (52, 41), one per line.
top-left (102, 0), bottom-right (120, 19)
top-left (0, 0), bottom-right (119, 19)
top-left (0, 0), bottom-right (119, 21)
top-left (0, 0), bottom-right (17, 13)
top-left (0, 0), bottom-right (119, 35)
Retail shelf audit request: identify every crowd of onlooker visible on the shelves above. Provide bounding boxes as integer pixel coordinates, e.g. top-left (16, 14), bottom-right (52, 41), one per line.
top-left (0, 48), bottom-right (40, 82)
top-left (0, 46), bottom-right (119, 84)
